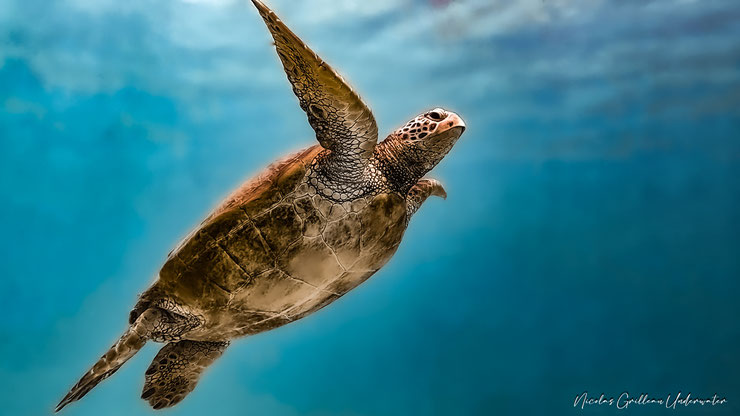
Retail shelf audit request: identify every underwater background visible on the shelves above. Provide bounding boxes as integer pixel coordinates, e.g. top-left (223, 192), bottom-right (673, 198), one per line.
top-left (1, 0), bottom-right (739, 415)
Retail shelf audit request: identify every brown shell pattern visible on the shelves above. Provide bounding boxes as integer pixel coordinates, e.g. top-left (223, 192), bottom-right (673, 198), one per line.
top-left (156, 145), bottom-right (408, 340)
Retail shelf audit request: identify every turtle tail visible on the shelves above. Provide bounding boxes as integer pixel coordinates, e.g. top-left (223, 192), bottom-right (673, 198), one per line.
top-left (54, 310), bottom-right (157, 412)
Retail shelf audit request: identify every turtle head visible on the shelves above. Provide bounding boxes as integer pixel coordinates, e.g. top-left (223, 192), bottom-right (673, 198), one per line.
top-left (378, 108), bottom-right (466, 191)
top-left (395, 108), bottom-right (466, 170)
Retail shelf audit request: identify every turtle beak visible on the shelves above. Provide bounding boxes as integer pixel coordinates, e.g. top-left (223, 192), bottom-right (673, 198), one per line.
top-left (450, 113), bottom-right (466, 133)
top-left (438, 112), bottom-right (466, 135)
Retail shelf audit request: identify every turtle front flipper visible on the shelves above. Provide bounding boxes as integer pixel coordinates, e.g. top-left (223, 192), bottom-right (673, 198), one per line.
top-left (406, 178), bottom-right (447, 222)
top-left (141, 340), bottom-right (230, 410)
top-left (250, 0), bottom-right (378, 162)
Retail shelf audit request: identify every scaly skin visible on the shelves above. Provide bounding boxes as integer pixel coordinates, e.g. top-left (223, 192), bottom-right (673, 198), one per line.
top-left (56, 0), bottom-right (466, 411)
top-left (146, 141), bottom-right (453, 340)
top-left (150, 145), bottom-right (410, 340)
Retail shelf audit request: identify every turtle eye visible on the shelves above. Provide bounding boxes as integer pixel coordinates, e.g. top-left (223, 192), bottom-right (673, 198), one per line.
top-left (426, 111), bottom-right (445, 121)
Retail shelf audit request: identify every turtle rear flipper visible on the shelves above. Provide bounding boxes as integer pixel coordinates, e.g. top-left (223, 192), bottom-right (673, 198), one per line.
top-left (55, 324), bottom-right (146, 413)
top-left (142, 340), bottom-right (229, 410)
top-left (55, 306), bottom-right (200, 412)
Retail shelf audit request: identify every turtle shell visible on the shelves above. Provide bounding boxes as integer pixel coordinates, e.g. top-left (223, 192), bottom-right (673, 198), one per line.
top-left (154, 145), bottom-right (408, 339)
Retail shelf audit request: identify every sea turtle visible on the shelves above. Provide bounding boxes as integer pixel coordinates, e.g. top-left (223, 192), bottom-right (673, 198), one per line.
top-left (56, 0), bottom-right (466, 411)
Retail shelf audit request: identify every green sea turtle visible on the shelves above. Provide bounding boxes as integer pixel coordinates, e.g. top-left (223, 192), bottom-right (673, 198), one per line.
top-left (56, 0), bottom-right (466, 411)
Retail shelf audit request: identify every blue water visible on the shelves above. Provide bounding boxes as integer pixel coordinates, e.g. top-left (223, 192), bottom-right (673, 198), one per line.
top-left (1, 0), bottom-right (739, 415)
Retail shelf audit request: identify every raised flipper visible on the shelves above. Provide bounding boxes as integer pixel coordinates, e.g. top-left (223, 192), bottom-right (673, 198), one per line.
top-left (406, 178), bottom-right (447, 222)
top-left (141, 340), bottom-right (229, 410)
top-left (250, 0), bottom-right (378, 162)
